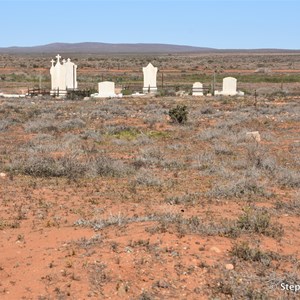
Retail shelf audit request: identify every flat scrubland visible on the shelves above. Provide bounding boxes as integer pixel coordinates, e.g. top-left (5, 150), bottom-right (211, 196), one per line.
top-left (0, 92), bottom-right (299, 299)
top-left (1, 52), bottom-right (300, 95)
top-left (0, 53), bottom-right (300, 299)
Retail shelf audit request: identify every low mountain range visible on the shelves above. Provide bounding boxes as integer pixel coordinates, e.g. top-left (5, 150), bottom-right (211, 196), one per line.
top-left (0, 42), bottom-right (298, 54)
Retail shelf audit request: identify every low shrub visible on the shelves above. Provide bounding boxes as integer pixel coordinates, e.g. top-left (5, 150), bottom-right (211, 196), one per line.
top-left (90, 156), bottom-right (133, 178)
top-left (236, 207), bottom-right (284, 238)
top-left (16, 155), bottom-right (86, 179)
top-left (230, 241), bottom-right (275, 265)
top-left (168, 105), bottom-right (188, 124)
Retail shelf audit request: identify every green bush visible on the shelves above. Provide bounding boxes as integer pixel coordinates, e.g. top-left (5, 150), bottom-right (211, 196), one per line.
top-left (121, 89), bottom-right (133, 96)
top-left (168, 105), bottom-right (188, 124)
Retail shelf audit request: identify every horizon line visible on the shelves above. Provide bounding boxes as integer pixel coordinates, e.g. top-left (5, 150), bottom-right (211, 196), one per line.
top-left (0, 42), bottom-right (299, 51)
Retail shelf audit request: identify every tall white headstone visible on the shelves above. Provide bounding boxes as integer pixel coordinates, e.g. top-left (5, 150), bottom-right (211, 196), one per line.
top-left (50, 54), bottom-right (77, 96)
top-left (50, 59), bottom-right (56, 90)
top-left (65, 58), bottom-right (78, 90)
top-left (215, 77), bottom-right (244, 96)
top-left (143, 63), bottom-right (158, 94)
top-left (192, 82), bottom-right (203, 96)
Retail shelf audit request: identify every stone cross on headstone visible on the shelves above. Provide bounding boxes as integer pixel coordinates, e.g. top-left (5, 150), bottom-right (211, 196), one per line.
top-left (56, 54), bottom-right (61, 63)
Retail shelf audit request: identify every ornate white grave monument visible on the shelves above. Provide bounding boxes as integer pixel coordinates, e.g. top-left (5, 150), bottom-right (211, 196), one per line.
top-left (143, 63), bottom-right (158, 94)
top-left (215, 77), bottom-right (244, 96)
top-left (50, 54), bottom-right (77, 96)
top-left (192, 82), bottom-right (204, 96)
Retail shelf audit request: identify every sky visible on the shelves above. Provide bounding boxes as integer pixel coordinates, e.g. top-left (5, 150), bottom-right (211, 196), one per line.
top-left (0, 0), bottom-right (299, 49)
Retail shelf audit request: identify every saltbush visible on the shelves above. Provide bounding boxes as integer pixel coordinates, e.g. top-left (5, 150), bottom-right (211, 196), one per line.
top-left (168, 105), bottom-right (188, 124)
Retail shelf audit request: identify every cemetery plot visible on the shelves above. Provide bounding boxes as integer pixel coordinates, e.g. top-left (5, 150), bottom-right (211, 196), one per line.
top-left (1, 52), bottom-right (300, 96)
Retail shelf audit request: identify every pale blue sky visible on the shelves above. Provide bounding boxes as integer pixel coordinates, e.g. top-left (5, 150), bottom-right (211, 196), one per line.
top-left (0, 0), bottom-right (299, 49)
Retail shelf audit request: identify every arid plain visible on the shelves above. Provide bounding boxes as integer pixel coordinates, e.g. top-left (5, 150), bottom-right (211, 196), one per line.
top-left (0, 52), bottom-right (300, 299)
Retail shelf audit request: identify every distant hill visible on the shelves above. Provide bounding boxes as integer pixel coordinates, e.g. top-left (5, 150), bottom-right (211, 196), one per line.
top-left (0, 42), bottom-right (298, 54)
top-left (0, 42), bottom-right (215, 54)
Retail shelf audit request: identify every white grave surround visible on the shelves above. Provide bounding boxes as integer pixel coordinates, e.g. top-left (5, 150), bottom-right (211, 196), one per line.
top-left (143, 63), bottom-right (158, 94)
top-left (91, 81), bottom-right (122, 98)
top-left (215, 77), bottom-right (244, 96)
top-left (192, 82), bottom-right (204, 96)
top-left (132, 92), bottom-right (145, 97)
top-left (50, 54), bottom-right (78, 97)
top-left (0, 93), bottom-right (26, 98)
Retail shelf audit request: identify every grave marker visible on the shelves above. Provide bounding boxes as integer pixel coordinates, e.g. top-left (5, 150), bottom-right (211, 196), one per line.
top-left (143, 63), bottom-right (158, 94)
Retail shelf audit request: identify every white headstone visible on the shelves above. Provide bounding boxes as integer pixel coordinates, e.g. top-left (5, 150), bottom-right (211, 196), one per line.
top-left (97, 81), bottom-right (116, 98)
top-left (215, 77), bottom-right (244, 96)
top-left (192, 82), bottom-right (203, 96)
top-left (65, 58), bottom-right (78, 90)
top-left (50, 54), bottom-right (66, 96)
top-left (222, 77), bottom-right (237, 95)
top-left (50, 54), bottom-right (77, 96)
top-left (143, 63), bottom-right (158, 94)
top-left (50, 59), bottom-right (56, 89)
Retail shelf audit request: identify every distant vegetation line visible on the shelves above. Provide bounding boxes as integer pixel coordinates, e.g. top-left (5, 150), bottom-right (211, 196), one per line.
top-left (0, 42), bottom-right (299, 54)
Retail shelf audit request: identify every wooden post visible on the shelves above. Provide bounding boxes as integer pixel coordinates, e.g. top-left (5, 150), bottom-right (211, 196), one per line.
top-left (39, 72), bottom-right (42, 90)
top-left (212, 71), bottom-right (216, 96)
